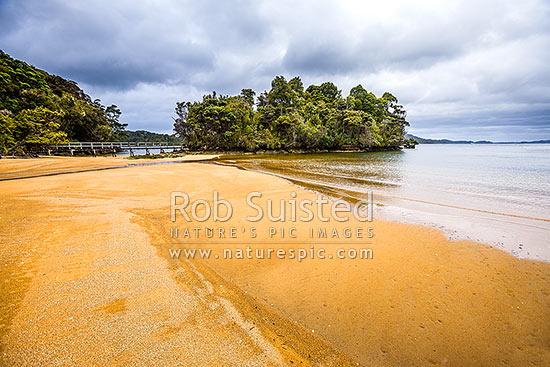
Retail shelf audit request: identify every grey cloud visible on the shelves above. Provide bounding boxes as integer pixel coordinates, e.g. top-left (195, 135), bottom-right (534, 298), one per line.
top-left (1, 0), bottom-right (216, 88)
top-left (283, 40), bottom-right (358, 75)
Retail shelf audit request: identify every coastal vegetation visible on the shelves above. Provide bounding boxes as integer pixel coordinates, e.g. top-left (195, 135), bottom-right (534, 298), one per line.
top-left (0, 50), bottom-right (412, 155)
top-left (126, 130), bottom-right (182, 144)
top-left (0, 51), bottom-right (127, 154)
top-left (174, 76), bottom-right (410, 152)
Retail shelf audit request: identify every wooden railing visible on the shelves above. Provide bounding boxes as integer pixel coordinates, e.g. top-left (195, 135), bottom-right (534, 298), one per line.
top-left (49, 142), bottom-right (184, 150)
top-left (43, 142), bottom-right (186, 156)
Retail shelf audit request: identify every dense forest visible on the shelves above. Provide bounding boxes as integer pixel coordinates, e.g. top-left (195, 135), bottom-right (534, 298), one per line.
top-left (1, 50), bottom-right (413, 155)
top-left (126, 130), bottom-right (182, 144)
top-left (0, 51), bottom-right (127, 154)
top-left (174, 76), bottom-right (412, 152)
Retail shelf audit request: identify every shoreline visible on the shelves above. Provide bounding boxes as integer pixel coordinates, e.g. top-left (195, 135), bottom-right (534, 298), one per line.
top-left (3, 153), bottom-right (548, 262)
top-left (4, 153), bottom-right (548, 260)
top-left (1, 158), bottom-right (549, 365)
top-left (216, 155), bottom-right (550, 263)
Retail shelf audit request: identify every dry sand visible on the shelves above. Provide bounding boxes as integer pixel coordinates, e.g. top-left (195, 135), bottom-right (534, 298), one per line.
top-left (0, 157), bottom-right (549, 366)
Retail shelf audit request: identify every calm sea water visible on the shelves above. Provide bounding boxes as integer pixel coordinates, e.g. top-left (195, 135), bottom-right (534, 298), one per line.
top-left (226, 145), bottom-right (550, 259)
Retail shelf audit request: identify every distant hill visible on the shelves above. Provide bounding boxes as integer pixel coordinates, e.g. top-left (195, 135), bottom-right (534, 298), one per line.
top-left (405, 134), bottom-right (490, 144)
top-left (126, 130), bottom-right (182, 144)
top-left (405, 134), bottom-right (550, 144)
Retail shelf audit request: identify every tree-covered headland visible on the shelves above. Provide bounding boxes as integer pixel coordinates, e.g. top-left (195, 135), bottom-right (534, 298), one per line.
top-left (174, 76), bottom-right (412, 152)
top-left (0, 50), bottom-right (127, 154)
top-left (0, 50), bottom-right (415, 155)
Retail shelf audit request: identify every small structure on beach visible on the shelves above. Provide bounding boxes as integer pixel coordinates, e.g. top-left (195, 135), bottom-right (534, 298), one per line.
top-left (43, 142), bottom-right (186, 156)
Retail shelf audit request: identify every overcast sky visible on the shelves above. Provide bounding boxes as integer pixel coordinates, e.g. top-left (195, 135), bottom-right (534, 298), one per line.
top-left (1, 0), bottom-right (549, 140)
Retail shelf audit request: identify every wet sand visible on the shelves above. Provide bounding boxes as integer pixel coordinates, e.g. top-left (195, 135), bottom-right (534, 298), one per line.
top-left (1, 158), bottom-right (549, 366)
top-left (0, 155), bottom-right (219, 181)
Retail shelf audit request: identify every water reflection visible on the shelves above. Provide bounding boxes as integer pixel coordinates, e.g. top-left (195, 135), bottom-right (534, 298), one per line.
top-left (224, 145), bottom-right (550, 220)
top-left (227, 151), bottom-right (405, 191)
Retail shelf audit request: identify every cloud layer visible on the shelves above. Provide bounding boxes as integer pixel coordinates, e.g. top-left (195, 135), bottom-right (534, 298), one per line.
top-left (1, 0), bottom-right (549, 140)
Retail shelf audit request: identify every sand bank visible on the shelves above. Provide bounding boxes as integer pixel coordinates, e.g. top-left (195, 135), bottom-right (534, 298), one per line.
top-left (0, 159), bottom-right (549, 366)
top-left (0, 154), bottom-right (219, 181)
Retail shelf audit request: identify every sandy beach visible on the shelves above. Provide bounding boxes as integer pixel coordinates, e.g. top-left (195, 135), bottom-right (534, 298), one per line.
top-left (0, 155), bottom-right (220, 181)
top-left (1, 157), bottom-right (549, 366)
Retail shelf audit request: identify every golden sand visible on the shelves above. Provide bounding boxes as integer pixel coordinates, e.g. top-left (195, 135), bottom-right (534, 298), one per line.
top-left (0, 158), bottom-right (549, 366)
top-left (0, 155), bottom-right (219, 181)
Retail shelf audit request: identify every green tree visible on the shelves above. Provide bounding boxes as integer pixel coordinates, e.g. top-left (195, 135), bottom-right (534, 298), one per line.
top-left (173, 76), bottom-right (410, 151)
top-left (0, 50), bottom-right (127, 151)
top-left (268, 76), bottom-right (291, 115)
top-left (0, 107), bottom-right (68, 154)
top-left (240, 89), bottom-right (256, 107)
top-left (105, 104), bottom-right (128, 140)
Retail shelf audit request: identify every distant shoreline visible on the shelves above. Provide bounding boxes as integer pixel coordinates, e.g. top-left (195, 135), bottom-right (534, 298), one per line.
top-left (406, 133), bottom-right (550, 144)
